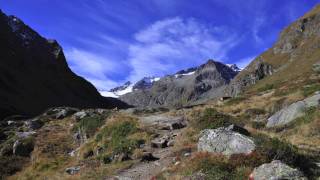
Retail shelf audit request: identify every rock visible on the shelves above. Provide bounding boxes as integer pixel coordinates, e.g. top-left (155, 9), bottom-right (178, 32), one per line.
top-left (184, 152), bottom-right (191, 157)
top-left (45, 107), bottom-right (79, 119)
top-left (312, 62), bottom-right (320, 73)
top-left (72, 111), bottom-right (87, 121)
top-left (167, 140), bottom-right (175, 147)
top-left (140, 152), bottom-right (159, 162)
top-left (151, 135), bottom-right (169, 148)
top-left (16, 131), bottom-right (36, 139)
top-left (113, 153), bottom-right (131, 162)
top-left (267, 93), bottom-right (320, 127)
top-left (0, 131), bottom-right (7, 141)
top-left (197, 128), bottom-right (255, 155)
top-left (24, 118), bottom-right (44, 130)
top-left (65, 166), bottom-right (80, 175)
top-left (251, 160), bottom-right (306, 180)
top-left (13, 137), bottom-right (34, 156)
top-left (225, 124), bottom-right (250, 136)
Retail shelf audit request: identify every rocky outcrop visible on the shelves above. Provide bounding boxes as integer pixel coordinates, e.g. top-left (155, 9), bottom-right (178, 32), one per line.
top-left (121, 60), bottom-right (238, 107)
top-left (0, 10), bottom-right (128, 120)
top-left (227, 5), bottom-right (320, 97)
top-left (251, 160), bottom-right (306, 180)
top-left (197, 127), bottom-right (255, 155)
top-left (267, 93), bottom-right (320, 127)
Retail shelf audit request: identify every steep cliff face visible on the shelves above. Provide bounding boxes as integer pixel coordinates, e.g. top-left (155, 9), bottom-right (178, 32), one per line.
top-left (0, 11), bottom-right (128, 119)
top-left (120, 60), bottom-right (238, 107)
top-left (227, 4), bottom-right (320, 96)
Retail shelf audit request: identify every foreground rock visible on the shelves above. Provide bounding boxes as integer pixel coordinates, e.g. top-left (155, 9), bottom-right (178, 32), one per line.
top-left (65, 166), bottom-right (80, 175)
top-left (251, 160), bottom-right (306, 180)
top-left (198, 127), bottom-right (255, 155)
top-left (267, 93), bottom-right (320, 127)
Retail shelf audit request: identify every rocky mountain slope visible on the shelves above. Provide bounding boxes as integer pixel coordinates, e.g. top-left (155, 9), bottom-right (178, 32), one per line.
top-left (120, 60), bottom-right (238, 107)
top-left (227, 4), bottom-right (320, 96)
top-left (0, 10), bottom-right (128, 120)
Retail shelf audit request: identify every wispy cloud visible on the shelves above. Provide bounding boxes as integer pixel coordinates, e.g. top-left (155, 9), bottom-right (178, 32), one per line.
top-left (127, 17), bottom-right (239, 82)
top-left (65, 48), bottom-right (123, 90)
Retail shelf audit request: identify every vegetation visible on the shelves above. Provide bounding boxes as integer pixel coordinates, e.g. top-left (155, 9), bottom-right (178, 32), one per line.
top-left (302, 84), bottom-right (320, 97)
top-left (257, 83), bottom-right (274, 92)
top-left (74, 112), bottom-right (110, 137)
top-left (224, 96), bottom-right (246, 105)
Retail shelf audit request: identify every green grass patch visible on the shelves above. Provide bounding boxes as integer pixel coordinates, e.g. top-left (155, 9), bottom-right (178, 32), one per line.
top-left (74, 113), bottom-right (110, 137)
top-left (257, 83), bottom-right (274, 92)
top-left (302, 84), bottom-right (320, 97)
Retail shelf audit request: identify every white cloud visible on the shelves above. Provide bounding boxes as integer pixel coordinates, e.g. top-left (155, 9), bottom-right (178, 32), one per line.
top-left (127, 17), bottom-right (238, 82)
top-left (236, 56), bottom-right (256, 69)
top-left (252, 17), bottom-right (265, 44)
top-left (65, 48), bottom-right (121, 90)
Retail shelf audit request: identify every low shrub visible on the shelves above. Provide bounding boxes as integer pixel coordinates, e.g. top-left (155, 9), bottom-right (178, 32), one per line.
top-left (191, 108), bottom-right (233, 131)
top-left (75, 115), bottom-right (106, 137)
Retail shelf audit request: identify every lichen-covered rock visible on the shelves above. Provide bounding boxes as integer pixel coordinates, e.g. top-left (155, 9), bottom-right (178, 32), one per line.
top-left (45, 107), bottom-right (79, 119)
top-left (24, 118), bottom-right (44, 130)
top-left (197, 127), bottom-right (255, 155)
top-left (266, 101), bottom-right (306, 127)
top-left (267, 93), bottom-right (320, 127)
top-left (251, 160), bottom-right (306, 180)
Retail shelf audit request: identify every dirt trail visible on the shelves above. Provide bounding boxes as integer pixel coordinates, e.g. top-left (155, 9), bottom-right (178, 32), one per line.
top-left (109, 114), bottom-right (186, 180)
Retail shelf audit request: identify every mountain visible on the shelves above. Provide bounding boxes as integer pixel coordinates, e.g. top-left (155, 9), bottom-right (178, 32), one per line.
top-left (120, 60), bottom-right (239, 107)
top-left (227, 4), bottom-right (320, 96)
top-left (0, 10), bottom-right (128, 120)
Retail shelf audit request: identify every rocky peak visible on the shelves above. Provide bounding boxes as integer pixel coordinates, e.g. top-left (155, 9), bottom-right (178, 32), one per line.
top-left (110, 81), bottom-right (132, 92)
top-left (133, 77), bottom-right (160, 90)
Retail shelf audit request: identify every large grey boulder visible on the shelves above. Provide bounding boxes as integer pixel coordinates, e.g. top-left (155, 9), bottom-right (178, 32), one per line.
top-left (197, 127), bottom-right (255, 155)
top-left (267, 93), bottom-right (320, 127)
top-left (251, 160), bottom-right (306, 180)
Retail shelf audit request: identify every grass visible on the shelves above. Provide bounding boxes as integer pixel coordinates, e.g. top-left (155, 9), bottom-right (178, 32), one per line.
top-left (224, 97), bottom-right (246, 106)
top-left (302, 83), bottom-right (320, 97)
top-left (257, 83), bottom-right (274, 92)
top-left (190, 108), bottom-right (234, 131)
top-left (74, 113), bottom-right (110, 137)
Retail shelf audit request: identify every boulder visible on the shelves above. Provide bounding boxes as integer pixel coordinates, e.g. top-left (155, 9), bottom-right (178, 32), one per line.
top-left (198, 127), bottom-right (255, 155)
top-left (140, 152), bottom-right (159, 162)
top-left (45, 107), bottom-right (79, 119)
top-left (251, 160), bottom-right (306, 180)
top-left (65, 166), bottom-right (80, 175)
top-left (267, 93), bottom-right (320, 127)
top-left (24, 118), bottom-right (44, 130)
top-left (225, 124), bottom-right (250, 136)
top-left (151, 135), bottom-right (171, 148)
top-left (72, 111), bottom-right (88, 121)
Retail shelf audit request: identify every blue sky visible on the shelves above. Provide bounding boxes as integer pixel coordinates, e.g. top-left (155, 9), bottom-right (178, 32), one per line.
top-left (1, 0), bottom-right (319, 91)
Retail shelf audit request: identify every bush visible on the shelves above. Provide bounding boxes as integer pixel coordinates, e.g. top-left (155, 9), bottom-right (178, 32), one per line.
top-left (76, 115), bottom-right (106, 137)
top-left (95, 120), bottom-right (140, 156)
top-left (192, 108), bottom-right (233, 130)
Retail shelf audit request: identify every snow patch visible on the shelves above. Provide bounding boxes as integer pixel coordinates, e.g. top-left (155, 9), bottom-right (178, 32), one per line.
top-left (175, 71), bottom-right (195, 78)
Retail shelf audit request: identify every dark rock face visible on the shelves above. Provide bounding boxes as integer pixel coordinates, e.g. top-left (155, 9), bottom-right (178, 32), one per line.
top-left (0, 11), bottom-right (128, 120)
top-left (121, 60), bottom-right (238, 107)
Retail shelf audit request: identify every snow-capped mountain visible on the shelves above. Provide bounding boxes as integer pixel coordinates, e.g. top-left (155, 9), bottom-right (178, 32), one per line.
top-left (101, 63), bottom-right (241, 98)
top-left (226, 64), bottom-right (242, 72)
top-left (101, 77), bottom-right (160, 98)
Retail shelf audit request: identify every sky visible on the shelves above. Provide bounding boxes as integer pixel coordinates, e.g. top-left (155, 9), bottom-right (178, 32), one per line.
top-left (0, 0), bottom-right (319, 91)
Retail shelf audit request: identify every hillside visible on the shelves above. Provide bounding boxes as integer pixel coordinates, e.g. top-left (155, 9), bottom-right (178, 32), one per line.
top-left (227, 4), bottom-right (320, 96)
top-left (0, 10), bottom-right (128, 120)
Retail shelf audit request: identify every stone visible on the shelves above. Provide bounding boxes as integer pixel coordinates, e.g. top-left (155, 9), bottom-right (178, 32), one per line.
top-left (225, 124), bottom-right (250, 136)
top-left (140, 152), bottom-right (159, 162)
top-left (24, 118), bottom-right (44, 130)
top-left (167, 140), bottom-right (175, 147)
top-left (267, 93), bottom-right (320, 127)
top-left (72, 111), bottom-right (87, 121)
top-left (198, 127), bottom-right (255, 155)
top-left (151, 135), bottom-right (169, 148)
top-left (251, 160), bottom-right (306, 180)
top-left (16, 131), bottom-right (36, 139)
top-left (65, 166), bottom-right (80, 175)
top-left (45, 107), bottom-right (78, 119)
